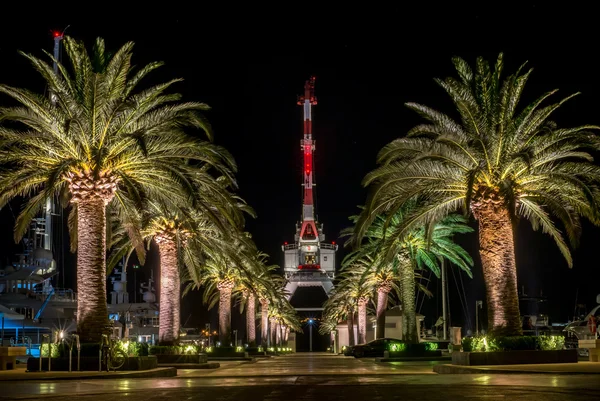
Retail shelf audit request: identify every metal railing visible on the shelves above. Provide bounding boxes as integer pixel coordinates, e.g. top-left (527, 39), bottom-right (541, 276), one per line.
top-left (282, 243), bottom-right (337, 251)
top-left (10, 336), bottom-right (32, 355)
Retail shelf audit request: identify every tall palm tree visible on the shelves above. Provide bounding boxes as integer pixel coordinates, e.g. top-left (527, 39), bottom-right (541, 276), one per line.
top-left (357, 54), bottom-right (600, 336)
top-left (334, 267), bottom-right (371, 344)
top-left (236, 253), bottom-right (278, 346)
top-left (193, 233), bottom-right (257, 344)
top-left (143, 203), bottom-right (244, 344)
top-left (0, 37), bottom-right (227, 342)
top-left (322, 286), bottom-right (357, 346)
top-left (351, 206), bottom-right (473, 343)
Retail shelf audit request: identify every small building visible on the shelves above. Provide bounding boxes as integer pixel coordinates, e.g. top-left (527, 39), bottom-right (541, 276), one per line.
top-left (331, 307), bottom-right (426, 353)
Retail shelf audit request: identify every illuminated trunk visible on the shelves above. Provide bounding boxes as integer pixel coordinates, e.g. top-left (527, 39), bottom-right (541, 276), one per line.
top-left (376, 285), bottom-right (390, 339)
top-left (75, 198), bottom-right (109, 343)
top-left (269, 318), bottom-right (277, 346)
top-left (157, 236), bottom-right (180, 344)
top-left (400, 262), bottom-right (418, 344)
top-left (260, 298), bottom-right (269, 346)
top-left (284, 326), bottom-right (290, 346)
top-left (278, 323), bottom-right (284, 346)
top-left (217, 279), bottom-right (234, 344)
top-left (246, 293), bottom-right (256, 345)
top-left (474, 200), bottom-right (522, 336)
top-left (357, 297), bottom-right (368, 344)
top-left (347, 310), bottom-right (355, 346)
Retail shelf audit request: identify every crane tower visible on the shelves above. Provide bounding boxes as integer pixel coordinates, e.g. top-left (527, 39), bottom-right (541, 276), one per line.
top-left (283, 77), bottom-right (337, 303)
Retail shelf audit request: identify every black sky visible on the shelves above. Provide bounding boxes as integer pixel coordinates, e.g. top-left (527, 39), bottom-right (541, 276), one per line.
top-left (1, 4), bottom-right (599, 334)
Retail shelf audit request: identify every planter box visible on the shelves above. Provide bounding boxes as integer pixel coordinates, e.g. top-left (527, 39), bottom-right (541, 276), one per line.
top-left (154, 354), bottom-right (207, 364)
top-left (452, 349), bottom-right (577, 366)
top-left (27, 355), bottom-right (158, 371)
top-left (389, 350), bottom-right (442, 358)
top-left (578, 339), bottom-right (600, 362)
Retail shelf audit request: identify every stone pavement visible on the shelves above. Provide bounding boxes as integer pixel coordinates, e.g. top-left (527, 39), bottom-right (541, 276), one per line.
top-left (434, 361), bottom-right (600, 374)
top-left (1, 353), bottom-right (600, 400)
top-left (0, 365), bottom-right (176, 380)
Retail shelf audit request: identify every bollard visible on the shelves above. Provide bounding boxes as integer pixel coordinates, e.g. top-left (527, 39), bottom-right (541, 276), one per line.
top-left (69, 347), bottom-right (72, 372)
top-left (38, 343), bottom-right (42, 372)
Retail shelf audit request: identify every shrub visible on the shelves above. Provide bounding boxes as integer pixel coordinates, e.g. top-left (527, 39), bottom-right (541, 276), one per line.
top-left (462, 335), bottom-right (565, 352)
top-left (149, 344), bottom-right (202, 355)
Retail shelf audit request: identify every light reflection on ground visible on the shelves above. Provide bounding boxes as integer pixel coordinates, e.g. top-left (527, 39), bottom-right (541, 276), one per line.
top-left (1, 353), bottom-right (600, 399)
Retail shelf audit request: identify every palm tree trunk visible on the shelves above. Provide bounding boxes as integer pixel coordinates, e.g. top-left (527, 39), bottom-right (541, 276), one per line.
top-left (400, 262), bottom-right (419, 344)
top-left (347, 310), bottom-right (355, 346)
top-left (217, 280), bottom-right (234, 344)
top-left (246, 293), bottom-right (256, 345)
top-left (260, 299), bottom-right (269, 346)
top-left (76, 198), bottom-right (109, 343)
top-left (357, 297), bottom-right (368, 344)
top-left (157, 236), bottom-right (180, 344)
top-left (475, 201), bottom-right (522, 336)
top-left (269, 318), bottom-right (277, 346)
top-left (376, 286), bottom-right (389, 339)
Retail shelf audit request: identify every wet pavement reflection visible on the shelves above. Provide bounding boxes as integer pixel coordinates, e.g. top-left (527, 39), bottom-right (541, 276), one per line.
top-left (2, 353), bottom-right (600, 400)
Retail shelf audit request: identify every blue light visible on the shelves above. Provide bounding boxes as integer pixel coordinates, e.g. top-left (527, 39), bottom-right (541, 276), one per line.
top-left (309, 319), bottom-right (313, 324)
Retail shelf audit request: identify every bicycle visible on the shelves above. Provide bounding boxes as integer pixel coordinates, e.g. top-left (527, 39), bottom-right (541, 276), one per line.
top-left (101, 334), bottom-right (127, 371)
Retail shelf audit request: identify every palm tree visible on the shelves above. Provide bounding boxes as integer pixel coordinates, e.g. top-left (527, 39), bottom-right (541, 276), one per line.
top-left (0, 37), bottom-right (228, 342)
top-left (351, 206), bottom-right (473, 343)
top-left (143, 202), bottom-right (244, 344)
top-left (257, 274), bottom-right (287, 346)
top-left (194, 233), bottom-right (257, 345)
top-left (322, 287), bottom-right (357, 346)
top-left (236, 253), bottom-right (278, 346)
top-left (357, 54), bottom-right (600, 336)
top-left (334, 267), bottom-right (371, 344)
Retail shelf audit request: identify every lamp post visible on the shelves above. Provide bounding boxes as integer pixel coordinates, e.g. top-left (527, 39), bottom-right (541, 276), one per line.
top-left (308, 319), bottom-right (314, 352)
top-left (133, 264), bottom-right (140, 303)
top-left (475, 300), bottom-right (483, 336)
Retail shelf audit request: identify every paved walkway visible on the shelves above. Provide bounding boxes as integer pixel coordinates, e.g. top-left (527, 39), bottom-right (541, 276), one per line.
top-left (0, 366), bottom-right (176, 380)
top-left (178, 353), bottom-right (441, 377)
top-left (434, 361), bottom-right (600, 374)
top-left (2, 353), bottom-right (600, 399)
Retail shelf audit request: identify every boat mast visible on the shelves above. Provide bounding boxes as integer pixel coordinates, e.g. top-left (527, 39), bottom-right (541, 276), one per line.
top-left (441, 258), bottom-right (448, 340)
top-left (47, 28), bottom-right (67, 286)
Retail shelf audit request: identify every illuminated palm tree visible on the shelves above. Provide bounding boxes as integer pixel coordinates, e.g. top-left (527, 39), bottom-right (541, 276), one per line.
top-left (143, 201), bottom-right (246, 344)
top-left (193, 233), bottom-right (257, 344)
top-left (357, 54), bottom-right (600, 335)
top-left (0, 37), bottom-right (228, 342)
top-left (348, 206), bottom-right (473, 343)
top-left (322, 286), bottom-right (357, 346)
top-left (334, 266), bottom-right (371, 344)
top-left (236, 253), bottom-right (278, 346)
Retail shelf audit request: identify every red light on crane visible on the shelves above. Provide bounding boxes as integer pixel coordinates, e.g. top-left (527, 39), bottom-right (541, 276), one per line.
top-left (332, 241), bottom-right (335, 245)
top-left (53, 31), bottom-right (61, 38)
top-left (284, 242), bottom-right (288, 245)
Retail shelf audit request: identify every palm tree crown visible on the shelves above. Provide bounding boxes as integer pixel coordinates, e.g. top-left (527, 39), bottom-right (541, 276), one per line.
top-left (358, 53), bottom-right (600, 335)
top-left (0, 36), bottom-right (232, 341)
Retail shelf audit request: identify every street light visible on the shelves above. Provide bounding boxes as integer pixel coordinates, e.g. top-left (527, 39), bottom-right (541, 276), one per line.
top-left (308, 319), bottom-right (314, 352)
top-left (133, 264), bottom-right (140, 303)
top-left (475, 300), bottom-right (483, 336)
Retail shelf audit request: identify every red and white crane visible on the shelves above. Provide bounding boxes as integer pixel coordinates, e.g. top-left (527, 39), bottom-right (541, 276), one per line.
top-left (283, 77), bottom-right (336, 300)
top-left (298, 76), bottom-right (319, 244)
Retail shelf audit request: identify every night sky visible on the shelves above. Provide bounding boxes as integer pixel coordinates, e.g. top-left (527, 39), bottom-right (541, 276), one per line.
top-left (1, 4), bottom-right (599, 336)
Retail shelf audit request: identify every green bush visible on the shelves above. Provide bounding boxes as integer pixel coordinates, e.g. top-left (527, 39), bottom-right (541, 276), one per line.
top-left (462, 335), bottom-right (565, 352)
top-left (536, 335), bottom-right (565, 351)
top-left (149, 344), bottom-right (202, 355)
